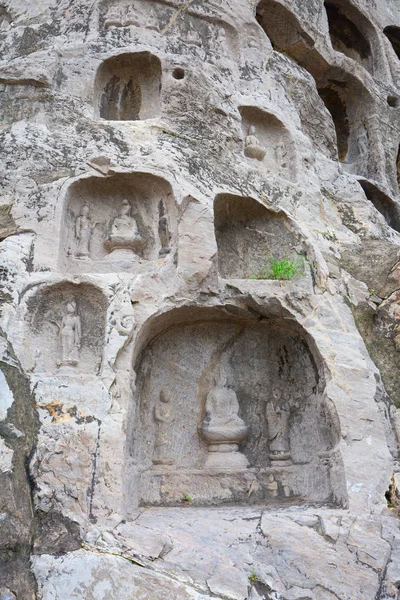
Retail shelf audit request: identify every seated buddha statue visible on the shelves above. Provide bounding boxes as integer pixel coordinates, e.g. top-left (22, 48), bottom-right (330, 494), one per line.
top-left (244, 125), bottom-right (266, 161)
top-left (104, 199), bottom-right (145, 255)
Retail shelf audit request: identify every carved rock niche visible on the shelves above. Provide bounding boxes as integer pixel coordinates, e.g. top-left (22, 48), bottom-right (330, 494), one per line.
top-left (27, 282), bottom-right (107, 376)
top-left (324, 1), bottom-right (373, 74)
top-left (358, 180), bottom-right (400, 233)
top-left (240, 106), bottom-right (294, 178)
top-left (316, 72), bottom-right (372, 167)
top-left (125, 307), bottom-right (346, 510)
top-left (385, 26), bottom-right (400, 60)
top-left (58, 172), bottom-right (176, 274)
top-left (214, 193), bottom-right (300, 279)
top-left (94, 52), bottom-right (162, 121)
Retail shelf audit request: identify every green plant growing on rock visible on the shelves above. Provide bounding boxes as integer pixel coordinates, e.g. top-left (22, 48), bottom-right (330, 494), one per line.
top-left (251, 254), bottom-right (304, 281)
top-left (248, 568), bottom-right (259, 584)
top-left (182, 494), bottom-right (192, 503)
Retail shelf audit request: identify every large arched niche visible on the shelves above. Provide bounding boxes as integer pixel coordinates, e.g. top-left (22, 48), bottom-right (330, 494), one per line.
top-left (214, 193), bottom-right (300, 279)
top-left (58, 172), bottom-right (177, 274)
top-left (239, 106), bottom-right (295, 179)
top-left (26, 282), bottom-right (107, 376)
top-left (94, 52), bottom-right (162, 121)
top-left (124, 306), bottom-right (346, 511)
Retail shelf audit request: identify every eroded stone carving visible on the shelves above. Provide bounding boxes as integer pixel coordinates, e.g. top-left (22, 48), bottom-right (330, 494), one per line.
top-left (75, 205), bottom-right (98, 259)
top-left (153, 389), bottom-right (174, 467)
top-left (200, 367), bottom-right (248, 470)
top-left (104, 5), bottom-right (122, 28)
top-left (244, 125), bottom-right (266, 161)
top-left (158, 201), bottom-right (171, 257)
top-left (104, 199), bottom-right (145, 257)
top-left (266, 389), bottom-right (291, 464)
top-left (56, 300), bottom-right (81, 368)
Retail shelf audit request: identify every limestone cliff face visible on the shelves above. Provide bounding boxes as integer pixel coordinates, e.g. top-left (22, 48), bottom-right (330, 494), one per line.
top-left (2, 0), bottom-right (400, 598)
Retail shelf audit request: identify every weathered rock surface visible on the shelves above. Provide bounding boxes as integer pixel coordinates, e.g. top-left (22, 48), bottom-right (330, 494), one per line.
top-left (2, 0), bottom-right (400, 598)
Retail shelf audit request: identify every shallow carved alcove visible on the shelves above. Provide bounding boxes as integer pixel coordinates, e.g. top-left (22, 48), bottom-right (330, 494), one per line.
top-left (58, 172), bottom-right (176, 274)
top-left (324, 2), bottom-right (372, 72)
top-left (239, 106), bottom-right (294, 178)
top-left (125, 307), bottom-right (346, 510)
top-left (214, 193), bottom-right (299, 279)
top-left (94, 52), bottom-right (162, 121)
top-left (27, 282), bottom-right (107, 375)
top-left (358, 180), bottom-right (400, 233)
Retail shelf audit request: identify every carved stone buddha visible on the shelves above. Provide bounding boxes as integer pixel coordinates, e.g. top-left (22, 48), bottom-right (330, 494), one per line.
top-left (104, 199), bottom-right (145, 257)
top-left (200, 367), bottom-right (248, 470)
top-left (244, 125), bottom-right (266, 161)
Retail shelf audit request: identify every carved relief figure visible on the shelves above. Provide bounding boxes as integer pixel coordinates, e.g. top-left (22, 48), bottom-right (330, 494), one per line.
top-left (104, 199), bottom-right (145, 255)
top-left (200, 366), bottom-right (248, 469)
top-left (275, 141), bottom-right (287, 168)
top-left (266, 388), bottom-right (291, 462)
top-left (267, 473), bottom-right (278, 497)
top-left (358, 129), bottom-right (368, 157)
top-left (56, 300), bottom-right (81, 367)
top-left (186, 25), bottom-right (202, 47)
top-left (158, 201), bottom-right (171, 257)
top-left (124, 5), bottom-right (140, 27)
top-left (153, 389), bottom-right (174, 466)
top-left (104, 5), bottom-right (123, 28)
top-left (244, 125), bottom-right (266, 161)
top-left (75, 205), bottom-right (98, 258)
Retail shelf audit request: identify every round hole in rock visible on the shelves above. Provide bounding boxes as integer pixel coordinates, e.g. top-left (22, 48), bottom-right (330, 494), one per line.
top-left (125, 306), bottom-right (346, 510)
top-left (172, 67), bottom-right (185, 80)
top-left (388, 96), bottom-right (400, 108)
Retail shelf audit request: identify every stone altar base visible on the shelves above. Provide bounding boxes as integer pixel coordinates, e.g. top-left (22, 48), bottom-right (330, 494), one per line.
top-left (138, 462), bottom-right (335, 507)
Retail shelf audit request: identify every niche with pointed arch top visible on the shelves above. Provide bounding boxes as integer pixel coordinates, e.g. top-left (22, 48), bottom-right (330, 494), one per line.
top-left (214, 193), bottom-right (301, 279)
top-left (94, 52), bottom-right (162, 121)
top-left (239, 106), bottom-right (295, 179)
top-left (26, 282), bottom-right (107, 375)
top-left (124, 306), bottom-right (346, 510)
top-left (58, 172), bottom-right (177, 274)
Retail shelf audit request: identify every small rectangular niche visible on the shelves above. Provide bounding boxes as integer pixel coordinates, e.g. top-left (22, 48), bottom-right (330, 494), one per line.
top-left (94, 52), bottom-right (162, 121)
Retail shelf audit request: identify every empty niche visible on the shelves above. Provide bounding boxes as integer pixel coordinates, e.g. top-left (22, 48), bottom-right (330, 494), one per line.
top-left (358, 180), bottom-right (400, 233)
top-left (324, 2), bottom-right (373, 72)
top-left (27, 282), bottom-right (107, 375)
top-left (58, 172), bottom-right (176, 274)
top-left (240, 106), bottom-right (294, 178)
top-left (94, 52), bottom-right (162, 121)
top-left (385, 26), bottom-right (400, 60)
top-left (214, 193), bottom-right (299, 279)
top-left (255, 1), bottom-right (373, 168)
top-left (125, 307), bottom-right (346, 509)
top-left (317, 86), bottom-right (349, 162)
top-left (256, 0), bottom-right (315, 58)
